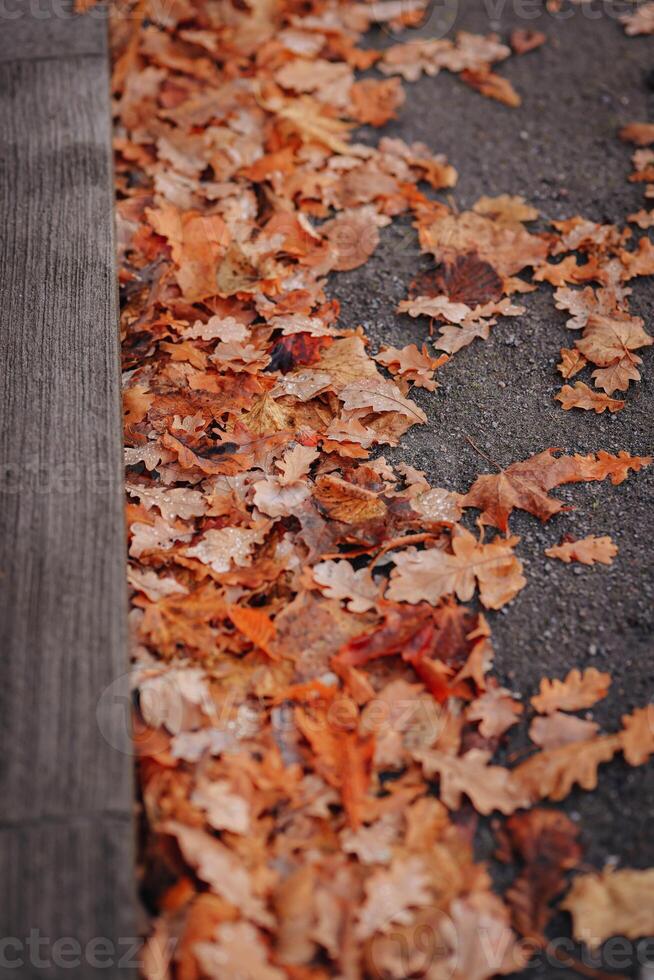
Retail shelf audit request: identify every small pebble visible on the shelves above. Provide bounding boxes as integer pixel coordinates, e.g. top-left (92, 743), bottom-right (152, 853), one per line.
top-left (588, 643), bottom-right (598, 656)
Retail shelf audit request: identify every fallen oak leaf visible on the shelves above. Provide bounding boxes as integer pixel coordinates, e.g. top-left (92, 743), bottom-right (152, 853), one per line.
top-left (460, 68), bottom-right (521, 108)
top-left (312, 560), bottom-right (379, 613)
top-left (545, 535), bottom-right (618, 566)
top-left (512, 734), bottom-right (620, 803)
top-left (619, 122), bottom-right (654, 146)
top-left (355, 856), bottom-right (432, 940)
top-left (466, 684), bottom-right (524, 738)
top-left (162, 822), bottom-right (273, 926)
top-left (557, 347), bottom-right (587, 379)
top-left (529, 711), bottom-right (600, 750)
top-left (619, 704), bottom-right (654, 766)
top-left (510, 29), bottom-right (547, 54)
top-left (532, 667), bottom-right (611, 714)
top-left (386, 526), bottom-right (526, 610)
top-left (374, 344), bottom-right (448, 391)
top-left (339, 377), bottom-right (427, 422)
top-left (562, 868), bottom-right (654, 947)
top-left (195, 922), bottom-right (285, 980)
top-left (556, 382), bottom-right (625, 413)
top-left (417, 748), bottom-right (531, 815)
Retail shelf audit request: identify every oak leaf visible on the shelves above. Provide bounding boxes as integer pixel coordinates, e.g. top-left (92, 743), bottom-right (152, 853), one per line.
top-left (562, 868), bottom-right (654, 946)
top-left (529, 712), bottom-right (599, 750)
top-left (531, 667), bottom-right (611, 714)
top-left (417, 748), bottom-right (531, 815)
top-left (557, 381), bottom-right (625, 413)
top-left (355, 856), bottom-right (432, 940)
top-left (512, 735), bottom-right (620, 802)
top-left (466, 685), bottom-right (524, 738)
top-left (619, 704), bottom-right (654, 766)
top-left (545, 535), bottom-right (617, 566)
top-left (312, 560), bottom-right (379, 613)
top-left (387, 527), bottom-right (526, 610)
top-left (556, 347), bottom-right (587, 379)
top-left (195, 921), bottom-right (285, 980)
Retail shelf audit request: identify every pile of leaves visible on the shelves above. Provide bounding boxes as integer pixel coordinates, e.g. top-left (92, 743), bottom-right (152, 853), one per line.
top-left (109, 2), bottom-right (654, 977)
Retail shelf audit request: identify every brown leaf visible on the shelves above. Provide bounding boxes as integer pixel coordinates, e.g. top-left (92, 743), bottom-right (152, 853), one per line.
top-left (460, 68), bottom-right (521, 108)
top-left (463, 448), bottom-right (646, 532)
top-left (529, 712), bottom-right (600, 750)
top-left (557, 347), bottom-right (587, 379)
top-left (531, 667), bottom-right (611, 714)
top-left (466, 684), bottom-right (524, 738)
top-left (557, 379), bottom-right (626, 412)
top-left (619, 122), bottom-right (654, 146)
top-left (313, 475), bottom-right (388, 523)
top-left (562, 868), bottom-right (654, 946)
top-left (418, 748), bottom-right (531, 815)
top-left (619, 704), bottom-right (654, 766)
top-left (545, 535), bottom-right (618, 566)
top-left (387, 526), bottom-right (526, 610)
top-left (512, 735), bottom-right (620, 802)
top-left (504, 809), bottom-right (581, 942)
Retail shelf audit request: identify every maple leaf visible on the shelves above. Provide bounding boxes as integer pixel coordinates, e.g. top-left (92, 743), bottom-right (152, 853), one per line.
top-left (575, 312), bottom-right (652, 392)
top-left (462, 448), bottom-right (647, 532)
top-left (512, 735), bottom-right (620, 802)
top-left (417, 747), bottom-right (531, 814)
top-left (619, 704), bottom-right (654, 766)
top-left (531, 667), bottom-right (611, 714)
top-left (562, 868), bottom-right (654, 947)
top-left (312, 560), bottom-right (379, 613)
top-left (387, 526), bottom-right (526, 610)
top-left (545, 534), bottom-right (617, 566)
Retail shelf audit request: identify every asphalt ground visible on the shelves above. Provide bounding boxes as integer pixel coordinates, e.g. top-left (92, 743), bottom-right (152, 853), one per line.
top-left (328, 4), bottom-right (654, 976)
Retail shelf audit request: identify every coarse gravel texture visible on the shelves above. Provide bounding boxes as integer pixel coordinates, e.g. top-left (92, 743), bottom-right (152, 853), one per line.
top-left (329, 4), bottom-right (654, 977)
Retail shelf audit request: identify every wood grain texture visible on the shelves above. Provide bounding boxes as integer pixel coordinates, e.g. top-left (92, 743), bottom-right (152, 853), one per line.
top-left (0, 42), bottom-right (136, 980)
top-left (0, 0), bottom-right (108, 62)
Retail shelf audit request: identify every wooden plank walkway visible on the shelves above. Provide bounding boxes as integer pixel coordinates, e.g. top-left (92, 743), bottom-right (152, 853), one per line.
top-left (0, 4), bottom-right (136, 976)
